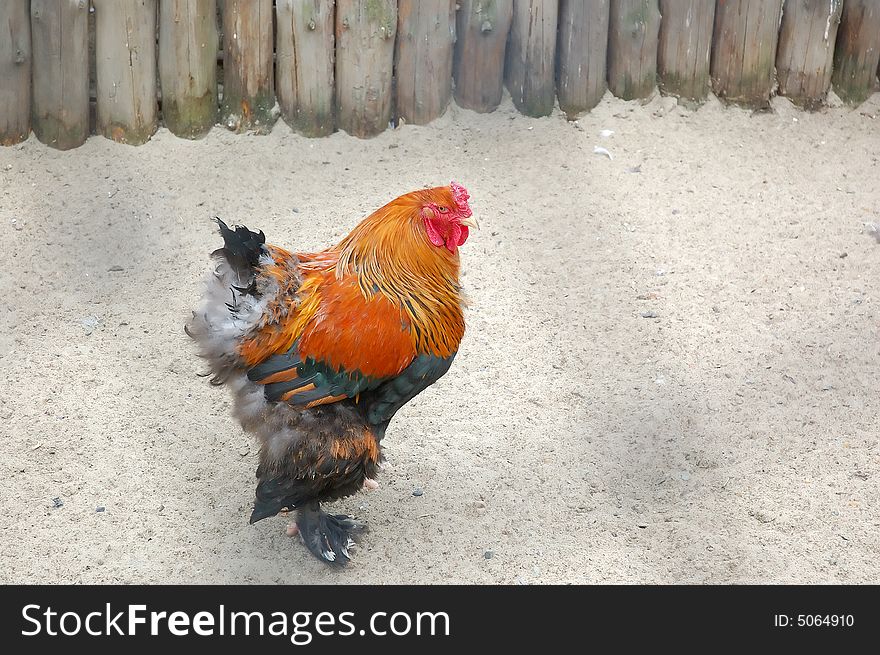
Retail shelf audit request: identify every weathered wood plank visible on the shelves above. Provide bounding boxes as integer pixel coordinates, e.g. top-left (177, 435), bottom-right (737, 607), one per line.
top-left (776, 0), bottom-right (843, 109)
top-left (159, 0), bottom-right (218, 139)
top-left (608, 0), bottom-right (661, 100)
top-left (0, 0), bottom-right (31, 145)
top-left (453, 0), bottom-right (513, 113)
top-left (657, 0), bottom-right (715, 103)
top-left (30, 0), bottom-right (89, 150)
top-left (395, 0), bottom-right (455, 125)
top-left (505, 0), bottom-right (559, 117)
top-left (832, 0), bottom-right (880, 105)
top-left (276, 0), bottom-right (335, 137)
top-left (335, 0), bottom-right (397, 138)
top-left (220, 0), bottom-right (275, 134)
top-left (556, 0), bottom-right (610, 118)
top-left (710, 0), bottom-right (784, 108)
top-left (93, 0), bottom-right (158, 145)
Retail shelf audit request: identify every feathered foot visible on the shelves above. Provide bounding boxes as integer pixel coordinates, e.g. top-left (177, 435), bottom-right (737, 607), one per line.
top-left (293, 503), bottom-right (367, 566)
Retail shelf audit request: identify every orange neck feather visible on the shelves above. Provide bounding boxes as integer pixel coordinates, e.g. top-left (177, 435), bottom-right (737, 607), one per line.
top-left (332, 194), bottom-right (466, 358)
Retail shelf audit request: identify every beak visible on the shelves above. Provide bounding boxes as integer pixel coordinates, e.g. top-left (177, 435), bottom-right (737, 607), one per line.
top-left (459, 216), bottom-right (479, 230)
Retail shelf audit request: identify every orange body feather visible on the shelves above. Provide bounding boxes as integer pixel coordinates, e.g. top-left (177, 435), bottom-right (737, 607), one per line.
top-left (238, 187), bottom-right (466, 385)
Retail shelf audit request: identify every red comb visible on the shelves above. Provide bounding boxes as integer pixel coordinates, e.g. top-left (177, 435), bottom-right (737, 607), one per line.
top-left (450, 182), bottom-right (472, 217)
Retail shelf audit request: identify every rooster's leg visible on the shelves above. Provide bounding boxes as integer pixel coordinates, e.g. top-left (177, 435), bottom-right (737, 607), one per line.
top-left (295, 502), bottom-right (366, 565)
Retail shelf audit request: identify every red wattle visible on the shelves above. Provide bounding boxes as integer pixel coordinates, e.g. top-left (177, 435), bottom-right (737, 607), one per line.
top-left (424, 217), bottom-right (445, 247)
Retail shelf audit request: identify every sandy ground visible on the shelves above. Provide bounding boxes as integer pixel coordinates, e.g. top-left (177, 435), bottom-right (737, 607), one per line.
top-left (1, 91), bottom-right (878, 584)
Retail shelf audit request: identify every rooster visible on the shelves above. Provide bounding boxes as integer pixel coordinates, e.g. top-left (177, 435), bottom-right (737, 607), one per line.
top-left (187, 183), bottom-right (475, 565)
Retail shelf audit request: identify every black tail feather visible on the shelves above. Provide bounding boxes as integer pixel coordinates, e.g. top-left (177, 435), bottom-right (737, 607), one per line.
top-left (214, 217), bottom-right (266, 274)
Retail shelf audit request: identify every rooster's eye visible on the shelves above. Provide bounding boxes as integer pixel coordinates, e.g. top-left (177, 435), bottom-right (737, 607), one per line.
top-left (437, 206), bottom-right (449, 214)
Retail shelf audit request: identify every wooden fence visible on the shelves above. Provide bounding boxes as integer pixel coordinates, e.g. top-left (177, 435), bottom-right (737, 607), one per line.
top-left (2, 0), bottom-right (879, 149)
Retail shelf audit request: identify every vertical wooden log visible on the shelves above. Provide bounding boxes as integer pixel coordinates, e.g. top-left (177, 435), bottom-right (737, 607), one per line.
top-left (776, 0), bottom-right (843, 109)
top-left (395, 0), bottom-right (455, 125)
top-left (505, 0), bottom-right (558, 117)
top-left (453, 0), bottom-right (513, 113)
top-left (607, 0), bottom-right (661, 101)
top-left (832, 0), bottom-right (880, 106)
top-left (30, 0), bottom-right (90, 150)
top-left (220, 0), bottom-right (275, 133)
top-left (0, 0), bottom-right (31, 145)
top-left (93, 0), bottom-right (158, 145)
top-left (710, 0), bottom-right (784, 108)
top-left (657, 0), bottom-right (715, 103)
top-left (335, 0), bottom-right (397, 138)
top-left (556, 0), bottom-right (610, 118)
top-left (159, 0), bottom-right (218, 139)
top-left (276, 0), bottom-right (335, 137)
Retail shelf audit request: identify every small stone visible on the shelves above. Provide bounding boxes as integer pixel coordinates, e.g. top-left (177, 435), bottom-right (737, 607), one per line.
top-left (96, 506), bottom-right (105, 513)
top-left (483, 550), bottom-right (493, 559)
top-left (52, 497), bottom-right (63, 509)
top-left (640, 311), bottom-right (659, 319)
top-left (108, 265), bottom-right (124, 272)
top-left (412, 487), bottom-right (424, 497)
top-left (239, 447), bottom-right (249, 457)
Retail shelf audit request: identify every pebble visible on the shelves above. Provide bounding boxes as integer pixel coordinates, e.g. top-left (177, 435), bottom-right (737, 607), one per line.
top-left (640, 311), bottom-right (659, 319)
top-left (484, 550), bottom-right (493, 559)
top-left (96, 506), bottom-right (105, 513)
top-left (412, 487), bottom-right (424, 497)
top-left (52, 497), bottom-right (63, 509)
top-left (107, 265), bottom-right (124, 272)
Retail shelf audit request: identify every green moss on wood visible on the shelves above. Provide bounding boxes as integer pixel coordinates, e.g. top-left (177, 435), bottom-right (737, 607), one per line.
top-left (714, 50), bottom-right (776, 108)
top-left (474, 0), bottom-right (498, 24)
top-left (32, 113), bottom-right (88, 151)
top-left (284, 106), bottom-right (334, 138)
top-left (510, 81), bottom-right (555, 118)
top-left (164, 89), bottom-right (217, 139)
top-left (832, 63), bottom-right (875, 105)
top-left (365, 0), bottom-right (395, 34)
top-left (659, 71), bottom-right (710, 103)
top-left (615, 72), bottom-right (656, 101)
top-left (220, 88), bottom-right (276, 134)
top-left (101, 120), bottom-right (156, 146)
